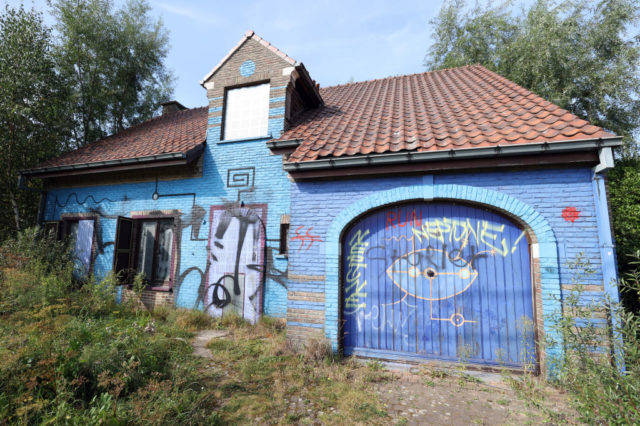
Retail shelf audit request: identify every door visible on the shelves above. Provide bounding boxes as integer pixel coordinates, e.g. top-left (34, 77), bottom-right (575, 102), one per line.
top-left (206, 205), bottom-right (266, 323)
top-left (342, 202), bottom-right (535, 367)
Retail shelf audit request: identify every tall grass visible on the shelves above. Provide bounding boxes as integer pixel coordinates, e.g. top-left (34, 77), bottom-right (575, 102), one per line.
top-left (551, 253), bottom-right (640, 424)
top-left (0, 228), bottom-right (218, 424)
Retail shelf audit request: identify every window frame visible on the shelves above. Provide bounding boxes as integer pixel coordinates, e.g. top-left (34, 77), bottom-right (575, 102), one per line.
top-left (57, 215), bottom-right (98, 277)
top-left (119, 212), bottom-right (179, 291)
top-left (279, 223), bottom-right (290, 256)
top-left (221, 81), bottom-right (271, 141)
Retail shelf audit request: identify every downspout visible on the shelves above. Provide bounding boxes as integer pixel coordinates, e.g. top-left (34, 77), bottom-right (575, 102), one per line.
top-left (591, 147), bottom-right (624, 371)
top-left (17, 174), bottom-right (47, 226)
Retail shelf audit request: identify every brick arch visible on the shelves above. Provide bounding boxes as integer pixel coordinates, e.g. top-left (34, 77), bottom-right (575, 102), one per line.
top-left (324, 183), bottom-right (563, 368)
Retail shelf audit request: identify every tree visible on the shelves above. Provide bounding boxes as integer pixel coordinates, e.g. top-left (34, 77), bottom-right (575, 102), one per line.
top-left (0, 5), bottom-right (71, 238)
top-left (607, 157), bottom-right (640, 312)
top-left (426, 0), bottom-right (640, 153)
top-left (50, 0), bottom-right (174, 147)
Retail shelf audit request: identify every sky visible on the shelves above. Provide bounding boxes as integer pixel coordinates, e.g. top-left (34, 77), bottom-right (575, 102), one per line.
top-left (7, 0), bottom-right (443, 108)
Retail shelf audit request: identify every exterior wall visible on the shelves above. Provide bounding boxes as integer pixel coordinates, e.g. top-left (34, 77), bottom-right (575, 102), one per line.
top-left (41, 38), bottom-right (296, 319)
top-left (286, 167), bottom-right (619, 369)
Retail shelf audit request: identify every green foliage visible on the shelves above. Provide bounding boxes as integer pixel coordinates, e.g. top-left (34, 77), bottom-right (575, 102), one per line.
top-left (0, 229), bottom-right (212, 424)
top-left (203, 320), bottom-right (390, 424)
top-left (551, 253), bottom-right (640, 424)
top-left (607, 157), bottom-right (640, 312)
top-left (50, 0), bottom-right (174, 148)
top-left (0, 227), bottom-right (73, 312)
top-left (608, 158), bottom-right (640, 267)
top-left (427, 0), bottom-right (640, 152)
top-left (0, 5), bottom-right (71, 238)
top-left (0, 1), bottom-right (173, 240)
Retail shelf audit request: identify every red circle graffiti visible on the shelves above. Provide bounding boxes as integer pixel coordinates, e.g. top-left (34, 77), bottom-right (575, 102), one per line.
top-left (562, 206), bottom-right (581, 223)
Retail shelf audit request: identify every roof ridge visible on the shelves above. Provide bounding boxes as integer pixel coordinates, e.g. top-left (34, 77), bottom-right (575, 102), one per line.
top-left (320, 64), bottom-right (481, 91)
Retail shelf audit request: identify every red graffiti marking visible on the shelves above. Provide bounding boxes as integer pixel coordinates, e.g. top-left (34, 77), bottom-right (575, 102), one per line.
top-left (386, 209), bottom-right (422, 230)
top-left (562, 206), bottom-right (581, 223)
top-left (291, 225), bottom-right (323, 251)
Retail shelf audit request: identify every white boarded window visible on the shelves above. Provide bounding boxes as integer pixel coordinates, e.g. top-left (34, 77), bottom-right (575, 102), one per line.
top-left (223, 83), bottom-right (270, 140)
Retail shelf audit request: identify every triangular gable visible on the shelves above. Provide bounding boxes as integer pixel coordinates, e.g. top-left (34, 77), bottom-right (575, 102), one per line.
top-left (200, 30), bottom-right (298, 86)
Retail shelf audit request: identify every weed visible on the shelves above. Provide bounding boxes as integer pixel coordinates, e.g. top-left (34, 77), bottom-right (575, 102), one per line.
top-left (0, 229), bottom-right (219, 424)
top-left (175, 308), bottom-right (214, 331)
top-left (303, 337), bottom-right (332, 361)
top-left (429, 368), bottom-right (450, 379)
top-left (0, 229), bottom-right (393, 424)
top-left (549, 252), bottom-right (640, 424)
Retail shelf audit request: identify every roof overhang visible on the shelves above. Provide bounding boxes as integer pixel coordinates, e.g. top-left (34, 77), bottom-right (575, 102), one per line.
top-left (284, 137), bottom-right (623, 178)
top-left (20, 142), bottom-right (205, 179)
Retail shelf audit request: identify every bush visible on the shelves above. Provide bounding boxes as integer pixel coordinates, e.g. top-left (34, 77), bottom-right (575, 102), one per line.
top-left (0, 227), bottom-right (73, 312)
top-left (608, 157), bottom-right (640, 312)
top-left (0, 228), bottom-right (213, 424)
top-left (175, 308), bottom-right (215, 331)
top-left (551, 253), bottom-right (640, 424)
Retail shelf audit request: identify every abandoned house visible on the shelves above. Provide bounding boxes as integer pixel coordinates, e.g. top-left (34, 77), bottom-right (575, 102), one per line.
top-left (20, 30), bottom-right (621, 372)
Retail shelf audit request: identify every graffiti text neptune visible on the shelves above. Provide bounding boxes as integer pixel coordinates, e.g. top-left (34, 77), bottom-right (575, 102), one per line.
top-left (386, 210), bottom-right (524, 257)
top-left (415, 217), bottom-right (519, 256)
top-left (344, 229), bottom-right (369, 311)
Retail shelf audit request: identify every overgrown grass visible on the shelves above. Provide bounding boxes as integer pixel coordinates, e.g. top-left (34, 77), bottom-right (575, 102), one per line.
top-left (0, 228), bottom-right (392, 424)
top-left (203, 317), bottom-right (391, 424)
top-left (0, 228), bottom-right (220, 424)
top-left (549, 253), bottom-right (640, 425)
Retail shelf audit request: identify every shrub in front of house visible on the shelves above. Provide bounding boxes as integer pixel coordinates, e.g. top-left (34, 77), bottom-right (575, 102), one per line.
top-left (0, 228), bottom-right (218, 424)
top-left (550, 253), bottom-right (640, 424)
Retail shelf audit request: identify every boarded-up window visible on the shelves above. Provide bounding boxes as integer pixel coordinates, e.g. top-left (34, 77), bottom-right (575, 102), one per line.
top-left (73, 220), bottom-right (94, 277)
top-left (223, 83), bottom-right (270, 140)
top-left (60, 218), bottom-right (95, 279)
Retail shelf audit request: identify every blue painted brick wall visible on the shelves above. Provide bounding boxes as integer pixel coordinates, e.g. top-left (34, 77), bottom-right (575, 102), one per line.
top-left (43, 93), bottom-right (291, 319)
top-left (288, 167), bottom-right (616, 363)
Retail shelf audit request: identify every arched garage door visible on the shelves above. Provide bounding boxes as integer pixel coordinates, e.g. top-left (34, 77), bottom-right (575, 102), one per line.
top-left (342, 202), bottom-right (535, 367)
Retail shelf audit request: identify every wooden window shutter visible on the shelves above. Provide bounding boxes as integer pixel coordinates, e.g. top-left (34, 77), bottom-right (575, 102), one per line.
top-left (43, 221), bottom-right (62, 240)
top-left (113, 217), bottom-right (135, 283)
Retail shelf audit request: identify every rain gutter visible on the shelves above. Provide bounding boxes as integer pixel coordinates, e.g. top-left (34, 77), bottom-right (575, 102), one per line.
top-left (283, 137), bottom-right (622, 172)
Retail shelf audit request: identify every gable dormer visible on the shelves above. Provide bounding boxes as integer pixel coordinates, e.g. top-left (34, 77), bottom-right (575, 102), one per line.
top-left (201, 30), bottom-right (322, 143)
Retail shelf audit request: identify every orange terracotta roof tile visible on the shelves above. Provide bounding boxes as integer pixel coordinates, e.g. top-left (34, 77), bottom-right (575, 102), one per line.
top-left (279, 65), bottom-right (615, 163)
top-left (35, 107), bottom-right (207, 170)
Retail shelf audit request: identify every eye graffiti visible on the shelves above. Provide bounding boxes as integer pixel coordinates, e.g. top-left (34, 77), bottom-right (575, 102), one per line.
top-left (386, 247), bottom-right (482, 327)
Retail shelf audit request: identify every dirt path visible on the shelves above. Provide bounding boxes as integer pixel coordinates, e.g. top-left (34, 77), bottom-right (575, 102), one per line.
top-left (192, 329), bottom-right (228, 358)
top-left (375, 366), bottom-right (578, 425)
top-left (190, 331), bottom-right (577, 424)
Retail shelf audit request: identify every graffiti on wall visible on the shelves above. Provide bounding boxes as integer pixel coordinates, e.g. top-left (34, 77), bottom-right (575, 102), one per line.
top-left (51, 181), bottom-right (289, 321)
top-left (342, 203), bottom-right (535, 365)
top-left (205, 204), bottom-right (266, 323)
top-left (227, 167), bottom-right (256, 201)
top-left (291, 225), bottom-right (322, 251)
top-left (562, 206), bottom-right (581, 223)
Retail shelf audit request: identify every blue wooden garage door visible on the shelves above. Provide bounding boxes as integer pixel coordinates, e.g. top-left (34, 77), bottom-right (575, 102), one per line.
top-left (342, 202), bottom-right (535, 367)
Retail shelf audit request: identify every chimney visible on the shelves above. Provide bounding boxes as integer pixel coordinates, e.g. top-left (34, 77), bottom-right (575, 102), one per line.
top-left (161, 100), bottom-right (187, 115)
